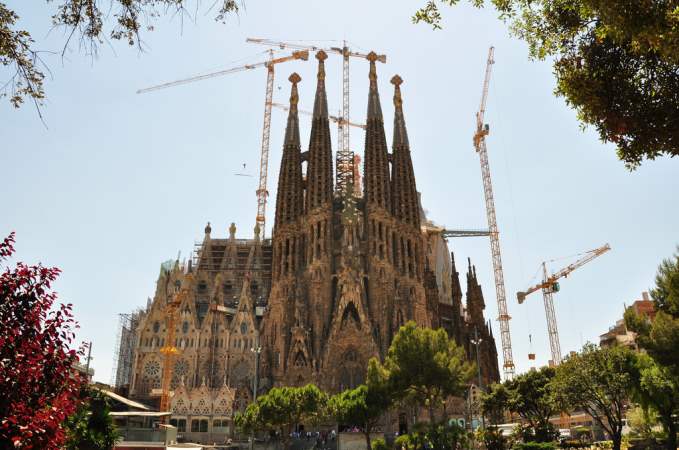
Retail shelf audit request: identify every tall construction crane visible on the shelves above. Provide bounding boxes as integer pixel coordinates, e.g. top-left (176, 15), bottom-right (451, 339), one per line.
top-left (517, 243), bottom-right (611, 366)
top-left (137, 49), bottom-right (309, 238)
top-left (472, 46), bottom-right (515, 380)
top-left (158, 274), bottom-right (193, 416)
top-left (246, 38), bottom-right (386, 194)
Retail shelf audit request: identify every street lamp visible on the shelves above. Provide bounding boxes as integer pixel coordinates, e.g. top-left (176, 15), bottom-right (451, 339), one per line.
top-left (470, 326), bottom-right (485, 430)
top-left (249, 333), bottom-right (262, 450)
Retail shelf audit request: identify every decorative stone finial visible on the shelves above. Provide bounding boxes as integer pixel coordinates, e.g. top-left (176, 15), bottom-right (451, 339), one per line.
top-left (229, 222), bottom-right (237, 239)
top-left (288, 73), bottom-right (301, 106)
top-left (204, 221), bottom-right (212, 235)
top-left (391, 75), bottom-right (403, 107)
top-left (316, 51), bottom-right (327, 80)
top-left (289, 72), bottom-right (301, 85)
top-left (367, 52), bottom-right (378, 82)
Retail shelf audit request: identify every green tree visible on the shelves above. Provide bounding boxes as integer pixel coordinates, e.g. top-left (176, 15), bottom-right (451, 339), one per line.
top-left (625, 247), bottom-right (679, 450)
top-left (552, 344), bottom-right (635, 450)
top-left (329, 365), bottom-right (390, 450)
top-left (1, 1), bottom-right (239, 111)
top-left (413, 0), bottom-right (679, 169)
top-left (64, 388), bottom-right (120, 450)
top-left (626, 405), bottom-right (659, 441)
top-left (629, 353), bottom-right (679, 450)
top-left (481, 383), bottom-right (510, 450)
top-left (234, 384), bottom-right (328, 450)
top-left (504, 366), bottom-right (558, 443)
top-left (382, 321), bottom-right (475, 424)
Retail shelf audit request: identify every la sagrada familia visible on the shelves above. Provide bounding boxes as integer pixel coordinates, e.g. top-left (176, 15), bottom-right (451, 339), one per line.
top-left (116, 50), bottom-right (499, 436)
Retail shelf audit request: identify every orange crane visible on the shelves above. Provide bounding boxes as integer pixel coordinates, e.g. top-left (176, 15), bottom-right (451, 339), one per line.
top-left (517, 243), bottom-right (611, 366)
top-left (472, 46), bottom-right (516, 380)
top-left (246, 38), bottom-right (385, 194)
top-left (158, 274), bottom-right (193, 416)
top-left (137, 49), bottom-right (309, 238)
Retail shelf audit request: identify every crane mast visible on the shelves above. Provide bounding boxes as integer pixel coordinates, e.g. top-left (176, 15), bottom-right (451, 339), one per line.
top-left (256, 52), bottom-right (275, 237)
top-left (473, 46), bottom-right (515, 380)
top-left (337, 42), bottom-right (353, 195)
top-left (517, 243), bottom-right (611, 365)
top-left (159, 277), bottom-right (192, 416)
top-left (541, 261), bottom-right (561, 366)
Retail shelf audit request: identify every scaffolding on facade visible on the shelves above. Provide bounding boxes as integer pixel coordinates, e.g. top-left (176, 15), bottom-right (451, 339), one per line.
top-left (111, 311), bottom-right (143, 390)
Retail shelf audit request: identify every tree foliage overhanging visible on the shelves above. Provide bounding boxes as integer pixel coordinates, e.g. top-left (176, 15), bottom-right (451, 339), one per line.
top-left (0, 0), bottom-right (239, 111)
top-left (414, 0), bottom-right (679, 169)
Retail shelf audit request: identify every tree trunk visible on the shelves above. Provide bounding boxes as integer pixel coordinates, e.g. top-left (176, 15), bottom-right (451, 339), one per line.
top-left (364, 429), bottom-right (372, 450)
top-left (664, 419), bottom-right (677, 450)
top-left (428, 397), bottom-right (436, 424)
top-left (611, 434), bottom-right (621, 450)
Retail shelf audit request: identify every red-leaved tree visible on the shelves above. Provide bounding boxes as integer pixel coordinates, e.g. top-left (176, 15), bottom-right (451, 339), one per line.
top-left (0, 232), bottom-right (85, 449)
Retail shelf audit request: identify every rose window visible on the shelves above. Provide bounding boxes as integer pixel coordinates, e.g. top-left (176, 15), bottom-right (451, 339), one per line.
top-left (174, 359), bottom-right (189, 377)
top-left (144, 360), bottom-right (161, 377)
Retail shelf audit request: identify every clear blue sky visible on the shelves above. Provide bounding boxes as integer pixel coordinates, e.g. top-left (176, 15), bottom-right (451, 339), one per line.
top-left (3, 0), bottom-right (678, 382)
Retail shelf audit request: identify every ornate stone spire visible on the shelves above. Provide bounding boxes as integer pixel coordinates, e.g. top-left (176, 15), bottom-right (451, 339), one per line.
top-left (466, 257), bottom-right (486, 326)
top-left (390, 75), bottom-right (420, 229)
top-left (391, 75), bottom-right (409, 148)
top-left (306, 51), bottom-right (333, 211)
top-left (451, 252), bottom-right (463, 309)
top-left (363, 52), bottom-right (391, 210)
top-left (274, 73), bottom-right (304, 229)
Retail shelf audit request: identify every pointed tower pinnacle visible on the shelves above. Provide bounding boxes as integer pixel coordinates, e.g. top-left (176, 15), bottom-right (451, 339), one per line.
top-left (391, 75), bottom-right (409, 148)
top-left (306, 51), bottom-right (333, 211)
top-left (390, 75), bottom-right (420, 229)
top-left (274, 73), bottom-right (304, 229)
top-left (283, 73), bottom-right (301, 147)
top-left (466, 258), bottom-right (486, 326)
top-left (363, 52), bottom-right (391, 210)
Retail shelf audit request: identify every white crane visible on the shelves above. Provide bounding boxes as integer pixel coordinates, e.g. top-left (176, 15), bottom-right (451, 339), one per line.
top-left (472, 46), bottom-right (516, 380)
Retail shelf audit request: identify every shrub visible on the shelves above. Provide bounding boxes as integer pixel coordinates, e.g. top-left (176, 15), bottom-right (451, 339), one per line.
top-left (559, 440), bottom-right (589, 449)
top-left (371, 437), bottom-right (389, 450)
top-left (395, 421), bottom-right (469, 450)
top-left (513, 443), bottom-right (556, 450)
top-left (482, 427), bottom-right (509, 450)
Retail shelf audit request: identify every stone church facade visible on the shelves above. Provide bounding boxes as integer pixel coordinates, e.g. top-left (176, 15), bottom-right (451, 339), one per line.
top-left (122, 50), bottom-right (500, 427)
